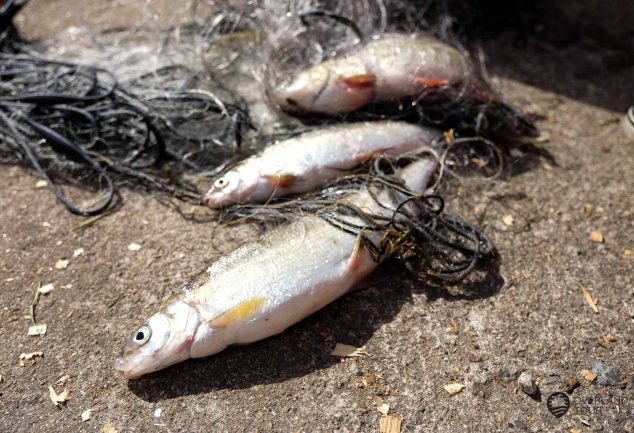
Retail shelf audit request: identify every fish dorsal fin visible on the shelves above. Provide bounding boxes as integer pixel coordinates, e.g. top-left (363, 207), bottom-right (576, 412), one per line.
top-left (207, 297), bottom-right (267, 329)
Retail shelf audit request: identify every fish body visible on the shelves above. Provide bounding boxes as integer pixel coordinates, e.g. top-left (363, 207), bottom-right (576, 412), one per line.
top-left (115, 157), bottom-right (437, 379)
top-left (202, 121), bottom-right (441, 207)
top-left (272, 33), bottom-right (481, 115)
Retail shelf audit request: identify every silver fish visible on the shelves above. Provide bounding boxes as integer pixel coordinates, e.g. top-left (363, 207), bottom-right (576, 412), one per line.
top-left (115, 157), bottom-right (438, 379)
top-left (202, 121), bottom-right (441, 208)
top-left (271, 33), bottom-right (484, 114)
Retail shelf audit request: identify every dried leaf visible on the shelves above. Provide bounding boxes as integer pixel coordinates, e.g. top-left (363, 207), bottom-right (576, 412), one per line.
top-left (102, 423), bottom-right (118, 433)
top-left (377, 403), bottom-right (390, 415)
top-left (55, 259), bottom-right (70, 270)
top-left (502, 214), bottom-right (515, 227)
top-left (49, 385), bottom-right (69, 406)
top-left (379, 415), bottom-right (402, 433)
top-left (589, 231), bottom-right (604, 243)
top-left (581, 369), bottom-right (597, 383)
top-left (19, 351), bottom-right (43, 366)
top-left (73, 248), bottom-right (85, 257)
top-left (330, 343), bottom-right (370, 358)
top-left (443, 383), bottom-right (465, 395)
top-left (81, 409), bottom-right (92, 422)
top-left (38, 283), bottom-right (54, 295)
top-left (28, 324), bottom-right (47, 336)
top-left (581, 287), bottom-right (599, 314)
top-left (127, 243), bottom-right (142, 251)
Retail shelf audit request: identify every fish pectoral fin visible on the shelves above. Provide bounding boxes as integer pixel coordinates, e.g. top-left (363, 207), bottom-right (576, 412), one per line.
top-left (207, 297), bottom-right (267, 329)
top-left (340, 74), bottom-right (376, 90)
top-left (263, 174), bottom-right (299, 189)
top-left (348, 234), bottom-right (369, 273)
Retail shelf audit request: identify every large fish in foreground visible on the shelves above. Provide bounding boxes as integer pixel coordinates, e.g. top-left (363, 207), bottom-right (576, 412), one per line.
top-left (115, 157), bottom-right (438, 379)
top-left (202, 121), bottom-right (441, 207)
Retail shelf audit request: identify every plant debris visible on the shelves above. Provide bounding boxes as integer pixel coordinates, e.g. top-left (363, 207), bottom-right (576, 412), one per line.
top-left (48, 385), bottom-right (69, 406)
top-left (19, 351), bottom-right (43, 366)
top-left (581, 369), bottom-right (597, 383)
top-left (127, 243), bottom-right (142, 252)
top-left (55, 259), bottom-right (70, 269)
top-left (379, 415), bottom-right (402, 433)
top-left (27, 324), bottom-right (47, 336)
top-left (443, 383), bottom-right (465, 395)
top-left (378, 403), bottom-right (390, 415)
top-left (102, 423), bottom-right (118, 433)
top-left (589, 231), bottom-right (604, 243)
top-left (330, 343), bottom-right (370, 358)
top-left (37, 283), bottom-right (54, 295)
top-left (602, 333), bottom-right (616, 343)
top-left (581, 286), bottom-right (599, 314)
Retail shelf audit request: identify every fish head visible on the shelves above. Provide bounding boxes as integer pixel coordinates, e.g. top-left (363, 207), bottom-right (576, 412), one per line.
top-left (202, 164), bottom-right (260, 208)
top-left (114, 298), bottom-right (200, 379)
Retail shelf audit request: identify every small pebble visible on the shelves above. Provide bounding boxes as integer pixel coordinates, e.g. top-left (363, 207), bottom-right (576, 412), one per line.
top-left (128, 243), bottom-right (142, 252)
top-left (350, 364), bottom-right (363, 376)
top-left (518, 371), bottom-right (538, 396)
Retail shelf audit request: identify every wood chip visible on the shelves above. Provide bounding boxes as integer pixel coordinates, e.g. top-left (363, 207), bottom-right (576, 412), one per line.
top-left (102, 423), bottom-right (118, 433)
top-left (73, 248), bottom-right (85, 257)
top-left (38, 283), bottom-right (54, 295)
top-left (55, 259), bottom-right (70, 270)
top-left (330, 343), bottom-right (370, 358)
top-left (589, 231), bottom-right (604, 243)
top-left (502, 214), bottom-right (515, 227)
top-left (128, 243), bottom-right (142, 252)
top-left (602, 333), bottom-right (616, 343)
top-left (81, 409), bottom-right (92, 422)
top-left (28, 324), bottom-right (47, 336)
top-left (379, 415), bottom-right (402, 433)
top-left (377, 403), bottom-right (390, 415)
top-left (49, 385), bottom-right (69, 406)
top-left (19, 351), bottom-right (43, 366)
top-left (581, 369), bottom-right (597, 383)
top-left (443, 383), bottom-right (465, 396)
top-left (581, 287), bottom-right (599, 314)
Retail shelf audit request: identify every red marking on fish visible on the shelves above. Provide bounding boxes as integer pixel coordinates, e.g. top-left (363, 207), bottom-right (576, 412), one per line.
top-left (415, 77), bottom-right (450, 87)
top-left (264, 174), bottom-right (298, 189)
top-left (354, 147), bottom-right (393, 164)
top-left (341, 74), bottom-right (376, 90)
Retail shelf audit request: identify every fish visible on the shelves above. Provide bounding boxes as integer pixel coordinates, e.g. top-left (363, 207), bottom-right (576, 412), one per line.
top-left (202, 121), bottom-right (441, 208)
top-left (271, 33), bottom-right (484, 115)
top-left (115, 156), bottom-right (438, 379)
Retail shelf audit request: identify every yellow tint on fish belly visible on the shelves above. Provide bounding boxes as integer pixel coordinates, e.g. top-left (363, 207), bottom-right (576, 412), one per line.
top-left (207, 297), bottom-right (267, 329)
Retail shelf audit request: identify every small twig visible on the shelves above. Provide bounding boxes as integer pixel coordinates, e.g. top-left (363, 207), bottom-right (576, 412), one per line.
top-left (30, 281), bottom-right (41, 325)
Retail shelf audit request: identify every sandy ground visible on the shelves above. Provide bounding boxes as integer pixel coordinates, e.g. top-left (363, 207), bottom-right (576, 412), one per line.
top-left (1, 1), bottom-right (633, 432)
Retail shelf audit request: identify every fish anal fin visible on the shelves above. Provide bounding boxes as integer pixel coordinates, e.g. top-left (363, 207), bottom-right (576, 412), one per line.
top-left (264, 174), bottom-right (298, 189)
top-left (415, 77), bottom-right (449, 88)
top-left (354, 147), bottom-right (394, 164)
top-left (208, 297), bottom-right (267, 329)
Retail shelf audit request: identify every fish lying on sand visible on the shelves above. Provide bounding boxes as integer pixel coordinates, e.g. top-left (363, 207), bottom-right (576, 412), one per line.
top-left (202, 121), bottom-right (441, 208)
top-left (115, 157), bottom-right (438, 379)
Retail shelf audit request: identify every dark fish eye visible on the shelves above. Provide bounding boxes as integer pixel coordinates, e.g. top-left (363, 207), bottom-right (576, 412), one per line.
top-left (133, 325), bottom-right (151, 345)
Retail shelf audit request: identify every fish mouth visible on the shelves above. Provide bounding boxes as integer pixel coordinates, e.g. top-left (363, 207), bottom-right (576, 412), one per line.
top-left (114, 354), bottom-right (138, 380)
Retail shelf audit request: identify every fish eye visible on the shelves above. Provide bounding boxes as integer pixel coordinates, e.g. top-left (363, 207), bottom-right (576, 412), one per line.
top-left (133, 325), bottom-right (151, 346)
top-left (212, 171), bottom-right (240, 193)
